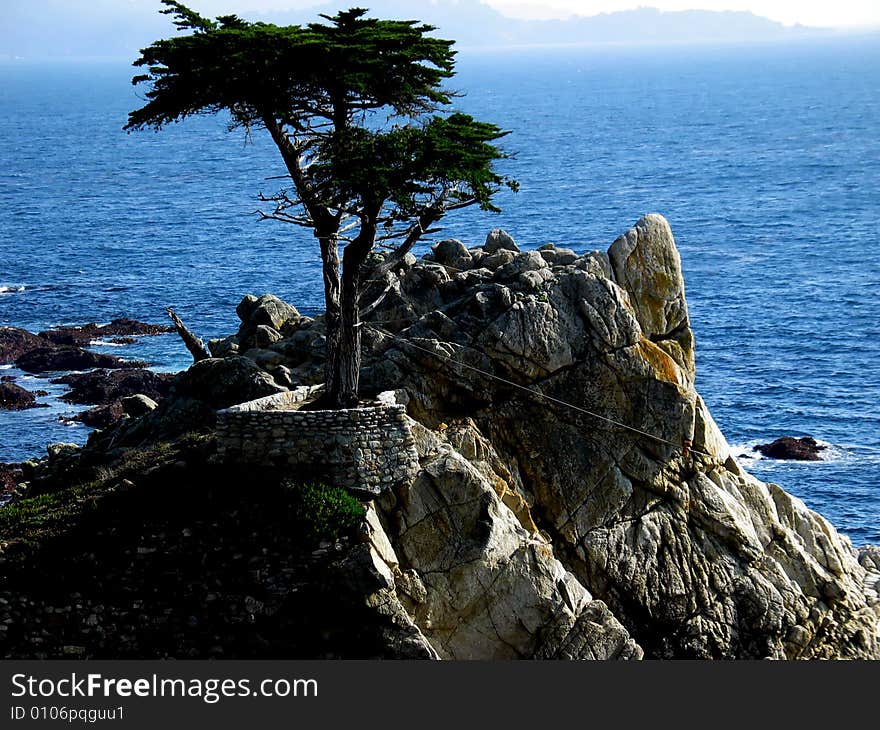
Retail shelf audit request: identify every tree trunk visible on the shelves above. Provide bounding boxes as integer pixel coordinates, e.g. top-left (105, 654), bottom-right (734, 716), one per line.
top-left (325, 224), bottom-right (375, 408)
top-left (333, 257), bottom-right (362, 408)
top-left (320, 234), bottom-right (343, 404)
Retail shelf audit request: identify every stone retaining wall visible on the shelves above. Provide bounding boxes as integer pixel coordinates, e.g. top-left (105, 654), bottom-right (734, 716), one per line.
top-left (216, 388), bottom-right (420, 495)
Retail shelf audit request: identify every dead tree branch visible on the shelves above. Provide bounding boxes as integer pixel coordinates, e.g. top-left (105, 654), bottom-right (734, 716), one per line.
top-left (166, 307), bottom-right (211, 363)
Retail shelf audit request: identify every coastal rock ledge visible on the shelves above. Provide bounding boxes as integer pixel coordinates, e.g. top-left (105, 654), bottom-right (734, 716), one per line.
top-left (353, 213), bottom-right (879, 659)
top-left (11, 214), bottom-right (879, 660)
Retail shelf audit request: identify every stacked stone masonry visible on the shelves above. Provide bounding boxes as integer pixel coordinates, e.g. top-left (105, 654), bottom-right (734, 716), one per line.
top-left (216, 388), bottom-right (420, 495)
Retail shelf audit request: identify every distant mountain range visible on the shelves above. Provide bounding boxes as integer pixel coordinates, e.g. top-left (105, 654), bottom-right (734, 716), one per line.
top-left (290, 1), bottom-right (829, 48)
top-left (0, 0), bottom-right (845, 60)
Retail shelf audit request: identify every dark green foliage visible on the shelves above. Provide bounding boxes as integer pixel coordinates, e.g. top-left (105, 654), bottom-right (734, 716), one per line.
top-left (127, 4), bottom-right (459, 133)
top-left (286, 481), bottom-right (365, 545)
top-left (126, 1), bottom-right (516, 232)
top-left (320, 113), bottom-right (517, 218)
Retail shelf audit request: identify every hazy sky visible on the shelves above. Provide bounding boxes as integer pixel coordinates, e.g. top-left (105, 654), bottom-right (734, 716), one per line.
top-left (184, 1), bottom-right (880, 28)
top-left (490, 2), bottom-right (880, 27)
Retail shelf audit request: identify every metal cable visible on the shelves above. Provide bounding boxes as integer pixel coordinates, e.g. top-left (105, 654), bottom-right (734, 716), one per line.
top-left (363, 322), bottom-right (712, 459)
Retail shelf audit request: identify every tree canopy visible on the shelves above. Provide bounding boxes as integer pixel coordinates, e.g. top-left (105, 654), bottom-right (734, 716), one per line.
top-left (127, 2), bottom-right (517, 406)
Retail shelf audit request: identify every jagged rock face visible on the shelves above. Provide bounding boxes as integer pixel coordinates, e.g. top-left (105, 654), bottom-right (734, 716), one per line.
top-left (368, 420), bottom-right (641, 660)
top-left (350, 214), bottom-right (879, 659)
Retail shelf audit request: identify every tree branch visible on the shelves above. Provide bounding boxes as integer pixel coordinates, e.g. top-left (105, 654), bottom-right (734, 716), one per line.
top-left (166, 307), bottom-right (211, 363)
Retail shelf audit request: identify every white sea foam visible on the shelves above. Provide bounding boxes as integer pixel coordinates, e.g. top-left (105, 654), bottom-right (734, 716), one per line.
top-left (0, 285), bottom-right (26, 294)
top-left (0, 365), bottom-right (12, 371)
top-left (730, 442), bottom-right (764, 461)
top-left (731, 439), bottom-right (850, 464)
top-left (89, 339), bottom-right (126, 347)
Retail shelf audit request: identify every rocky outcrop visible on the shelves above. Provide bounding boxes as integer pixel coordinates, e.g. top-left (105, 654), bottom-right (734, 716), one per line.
top-left (122, 394), bottom-right (159, 418)
top-left (87, 357), bottom-right (289, 448)
top-left (756, 436), bottom-right (827, 461)
top-left (39, 319), bottom-right (173, 348)
top-left (73, 402), bottom-right (127, 429)
top-left (341, 213), bottom-right (877, 659)
top-left (15, 346), bottom-right (140, 374)
top-left (51, 370), bottom-right (171, 430)
top-left (372, 419), bottom-right (641, 659)
top-left (172, 357), bottom-right (286, 410)
top-left (0, 463), bottom-right (22, 499)
top-left (0, 328), bottom-right (48, 364)
top-left (53, 369), bottom-right (173, 407)
top-left (0, 382), bottom-right (46, 411)
top-left (209, 294), bottom-right (306, 358)
top-left (40, 214), bottom-right (878, 660)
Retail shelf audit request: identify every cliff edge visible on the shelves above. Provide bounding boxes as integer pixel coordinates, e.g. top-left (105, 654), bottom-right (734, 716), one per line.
top-left (3, 214), bottom-right (878, 660)
top-left (353, 213), bottom-right (880, 658)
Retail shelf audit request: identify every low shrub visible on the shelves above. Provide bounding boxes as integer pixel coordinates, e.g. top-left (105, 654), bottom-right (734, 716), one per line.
top-left (286, 481), bottom-right (365, 545)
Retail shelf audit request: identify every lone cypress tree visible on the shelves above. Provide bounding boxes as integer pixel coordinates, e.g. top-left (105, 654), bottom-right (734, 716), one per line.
top-left (127, 2), bottom-right (516, 407)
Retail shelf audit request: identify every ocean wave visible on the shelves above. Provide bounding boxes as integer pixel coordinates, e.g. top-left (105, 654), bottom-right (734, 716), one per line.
top-left (89, 339), bottom-right (126, 347)
top-left (730, 443), bottom-right (765, 462)
top-left (0, 285), bottom-right (26, 294)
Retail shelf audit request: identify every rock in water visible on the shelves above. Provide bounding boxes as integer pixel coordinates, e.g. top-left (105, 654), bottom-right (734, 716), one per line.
top-left (0, 381), bottom-right (45, 411)
top-left (39, 318), bottom-right (173, 347)
top-left (351, 214), bottom-right (880, 659)
top-left (756, 436), bottom-right (826, 461)
top-left (0, 327), bottom-right (49, 364)
top-left (16, 346), bottom-right (139, 373)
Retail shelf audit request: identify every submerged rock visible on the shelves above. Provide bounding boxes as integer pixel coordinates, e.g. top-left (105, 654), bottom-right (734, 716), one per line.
top-left (756, 436), bottom-right (827, 461)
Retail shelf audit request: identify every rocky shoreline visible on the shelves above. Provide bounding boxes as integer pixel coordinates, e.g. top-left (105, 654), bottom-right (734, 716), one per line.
top-left (1, 215), bottom-right (878, 659)
top-left (0, 319), bottom-right (175, 428)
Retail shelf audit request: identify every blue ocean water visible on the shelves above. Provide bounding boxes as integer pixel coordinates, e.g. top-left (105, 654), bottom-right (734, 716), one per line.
top-left (0, 38), bottom-right (878, 543)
